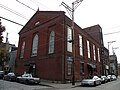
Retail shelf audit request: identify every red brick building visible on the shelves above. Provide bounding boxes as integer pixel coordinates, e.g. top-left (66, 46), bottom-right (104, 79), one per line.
top-left (15, 10), bottom-right (104, 82)
top-left (83, 25), bottom-right (109, 75)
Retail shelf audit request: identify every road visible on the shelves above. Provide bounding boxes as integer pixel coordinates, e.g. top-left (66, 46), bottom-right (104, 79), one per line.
top-left (61, 78), bottom-right (120, 90)
top-left (0, 80), bottom-right (52, 90)
top-left (0, 78), bottom-right (120, 90)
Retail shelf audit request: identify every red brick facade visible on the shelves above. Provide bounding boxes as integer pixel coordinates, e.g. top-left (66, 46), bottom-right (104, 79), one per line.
top-left (15, 11), bottom-right (104, 82)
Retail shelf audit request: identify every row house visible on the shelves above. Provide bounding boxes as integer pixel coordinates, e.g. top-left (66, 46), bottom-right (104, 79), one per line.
top-left (118, 63), bottom-right (120, 76)
top-left (101, 47), bottom-right (109, 75)
top-left (7, 44), bottom-right (18, 73)
top-left (83, 25), bottom-right (109, 75)
top-left (0, 42), bottom-right (17, 73)
top-left (109, 55), bottom-right (118, 76)
top-left (15, 10), bottom-right (104, 82)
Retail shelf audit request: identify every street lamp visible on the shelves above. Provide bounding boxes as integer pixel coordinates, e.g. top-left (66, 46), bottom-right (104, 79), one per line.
top-left (61, 0), bottom-right (83, 85)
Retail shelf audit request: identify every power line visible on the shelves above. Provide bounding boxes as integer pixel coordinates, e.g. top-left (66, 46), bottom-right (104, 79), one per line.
top-left (0, 16), bottom-right (24, 26)
top-left (0, 14), bottom-right (65, 40)
top-left (16, 0), bottom-right (36, 11)
top-left (105, 25), bottom-right (120, 30)
top-left (104, 31), bottom-right (120, 35)
top-left (0, 3), bottom-right (28, 20)
top-left (30, 0), bottom-right (52, 10)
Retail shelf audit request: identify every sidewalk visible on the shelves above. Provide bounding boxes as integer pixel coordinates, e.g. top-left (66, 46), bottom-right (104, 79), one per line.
top-left (39, 77), bottom-right (120, 89)
top-left (40, 81), bottom-right (81, 89)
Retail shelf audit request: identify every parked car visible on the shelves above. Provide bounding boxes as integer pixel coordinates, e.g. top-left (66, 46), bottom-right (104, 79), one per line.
top-left (107, 75), bottom-right (112, 81)
top-left (81, 76), bottom-right (101, 86)
top-left (100, 75), bottom-right (108, 83)
top-left (4, 72), bottom-right (16, 81)
top-left (17, 73), bottom-right (40, 84)
top-left (111, 75), bottom-right (117, 81)
top-left (0, 71), bottom-right (4, 79)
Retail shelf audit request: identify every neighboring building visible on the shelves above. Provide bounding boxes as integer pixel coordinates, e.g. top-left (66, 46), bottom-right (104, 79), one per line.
top-left (6, 45), bottom-right (17, 73)
top-left (0, 43), bottom-right (17, 72)
top-left (8, 50), bottom-right (17, 72)
top-left (83, 25), bottom-right (109, 75)
top-left (102, 47), bottom-right (109, 75)
top-left (83, 25), bottom-right (104, 46)
top-left (109, 55), bottom-right (118, 76)
top-left (0, 43), bottom-right (7, 70)
top-left (15, 10), bottom-right (104, 82)
top-left (118, 63), bottom-right (120, 76)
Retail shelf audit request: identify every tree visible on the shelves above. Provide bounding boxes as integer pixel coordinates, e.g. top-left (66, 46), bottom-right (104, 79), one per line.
top-left (0, 52), bottom-right (4, 70)
top-left (0, 19), bottom-right (5, 43)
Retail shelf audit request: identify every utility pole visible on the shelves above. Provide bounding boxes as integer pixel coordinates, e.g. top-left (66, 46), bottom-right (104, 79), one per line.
top-left (108, 41), bottom-right (116, 54)
top-left (61, 0), bottom-right (83, 85)
top-left (112, 47), bottom-right (119, 55)
top-left (107, 41), bottom-right (116, 74)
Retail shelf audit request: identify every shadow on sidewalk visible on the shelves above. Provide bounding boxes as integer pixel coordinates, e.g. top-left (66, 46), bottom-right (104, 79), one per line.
top-left (39, 83), bottom-right (54, 88)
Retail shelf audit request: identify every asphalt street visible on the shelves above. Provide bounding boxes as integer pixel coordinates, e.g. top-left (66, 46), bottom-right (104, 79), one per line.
top-left (0, 77), bottom-right (120, 90)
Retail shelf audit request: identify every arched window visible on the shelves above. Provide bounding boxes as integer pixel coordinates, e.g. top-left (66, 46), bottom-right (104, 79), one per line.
top-left (32, 34), bottom-right (38, 56)
top-left (20, 41), bottom-right (25, 58)
top-left (79, 34), bottom-right (83, 56)
top-left (48, 31), bottom-right (55, 54)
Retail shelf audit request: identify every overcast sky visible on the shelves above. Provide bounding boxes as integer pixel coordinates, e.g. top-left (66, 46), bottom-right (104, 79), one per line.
top-left (0, 0), bottom-right (120, 63)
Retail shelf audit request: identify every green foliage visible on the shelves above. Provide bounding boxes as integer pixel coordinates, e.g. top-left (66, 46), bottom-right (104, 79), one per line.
top-left (0, 52), bottom-right (4, 66)
top-left (0, 19), bottom-right (5, 43)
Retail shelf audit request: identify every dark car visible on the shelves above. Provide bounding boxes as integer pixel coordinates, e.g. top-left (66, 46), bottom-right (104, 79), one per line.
top-left (100, 76), bottom-right (108, 83)
top-left (4, 73), bottom-right (16, 81)
top-left (0, 71), bottom-right (4, 79)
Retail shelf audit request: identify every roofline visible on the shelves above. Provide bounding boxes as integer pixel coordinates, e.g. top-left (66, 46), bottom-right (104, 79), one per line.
top-left (18, 10), bottom-right (65, 34)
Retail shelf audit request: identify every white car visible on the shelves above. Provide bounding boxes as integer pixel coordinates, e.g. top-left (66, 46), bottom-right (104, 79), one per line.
top-left (17, 73), bottom-right (40, 84)
top-left (107, 75), bottom-right (112, 81)
top-left (81, 76), bottom-right (101, 86)
top-left (111, 75), bottom-right (117, 81)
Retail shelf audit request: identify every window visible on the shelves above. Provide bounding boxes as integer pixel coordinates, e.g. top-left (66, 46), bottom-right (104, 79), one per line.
top-left (67, 57), bottom-right (72, 75)
top-left (93, 44), bottom-right (96, 60)
top-left (32, 34), bottom-right (38, 56)
top-left (48, 31), bottom-right (55, 54)
top-left (87, 40), bottom-right (90, 58)
top-left (80, 63), bottom-right (84, 74)
top-left (67, 26), bottom-right (72, 52)
top-left (20, 41), bottom-right (25, 58)
top-left (35, 21), bottom-right (40, 26)
top-left (97, 48), bottom-right (100, 62)
top-left (79, 35), bottom-right (83, 56)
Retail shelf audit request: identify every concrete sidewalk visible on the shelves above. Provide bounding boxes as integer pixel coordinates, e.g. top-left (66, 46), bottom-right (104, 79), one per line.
top-left (39, 77), bottom-right (120, 89)
top-left (40, 81), bottom-right (81, 89)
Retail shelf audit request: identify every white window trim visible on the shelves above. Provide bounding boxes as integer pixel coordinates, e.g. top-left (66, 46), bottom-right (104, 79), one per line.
top-left (93, 44), bottom-right (96, 60)
top-left (48, 31), bottom-right (55, 54)
top-left (67, 26), bottom-right (72, 52)
top-left (98, 48), bottom-right (100, 62)
top-left (32, 34), bottom-right (38, 56)
top-left (20, 41), bottom-right (25, 58)
top-left (79, 34), bottom-right (83, 56)
top-left (87, 40), bottom-right (90, 58)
